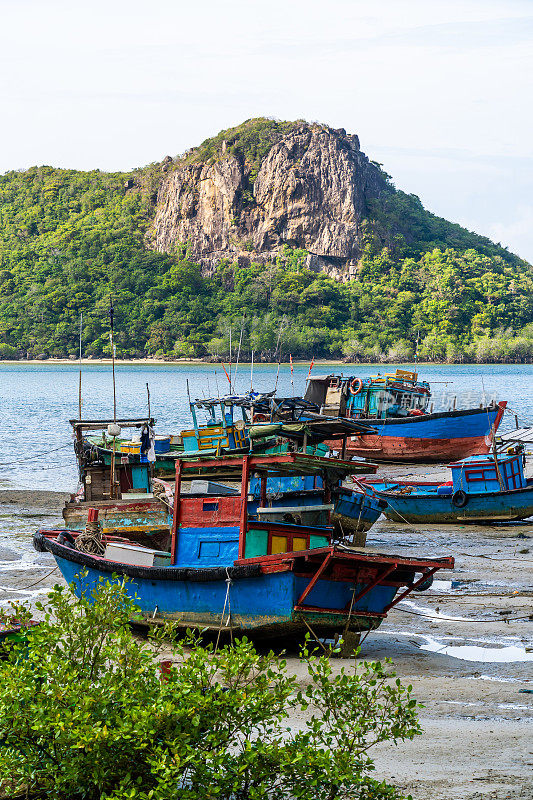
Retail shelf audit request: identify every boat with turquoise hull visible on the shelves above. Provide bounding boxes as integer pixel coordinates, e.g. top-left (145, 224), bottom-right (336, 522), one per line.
top-left (364, 453), bottom-right (533, 523)
top-left (35, 453), bottom-right (453, 644)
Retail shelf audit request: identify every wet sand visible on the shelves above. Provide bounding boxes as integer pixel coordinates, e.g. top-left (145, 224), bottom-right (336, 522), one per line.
top-left (0, 480), bottom-right (531, 800)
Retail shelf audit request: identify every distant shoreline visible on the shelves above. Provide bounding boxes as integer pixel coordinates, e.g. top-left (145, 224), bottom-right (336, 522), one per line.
top-left (0, 358), bottom-right (529, 367)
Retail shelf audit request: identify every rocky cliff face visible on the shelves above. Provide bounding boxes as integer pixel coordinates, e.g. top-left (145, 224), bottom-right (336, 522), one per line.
top-left (148, 122), bottom-right (389, 278)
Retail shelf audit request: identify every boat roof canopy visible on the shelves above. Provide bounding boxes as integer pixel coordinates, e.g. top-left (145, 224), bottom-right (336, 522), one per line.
top-left (179, 452), bottom-right (366, 481)
top-left (193, 391), bottom-right (275, 410)
top-left (249, 418), bottom-right (372, 443)
top-left (69, 418), bottom-right (155, 431)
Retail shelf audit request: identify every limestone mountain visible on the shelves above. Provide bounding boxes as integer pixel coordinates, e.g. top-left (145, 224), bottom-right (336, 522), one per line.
top-left (0, 117), bottom-right (531, 361)
top-left (146, 118), bottom-right (518, 279)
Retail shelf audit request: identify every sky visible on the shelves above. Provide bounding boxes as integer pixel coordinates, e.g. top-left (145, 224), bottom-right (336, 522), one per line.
top-left (1, 0), bottom-right (532, 261)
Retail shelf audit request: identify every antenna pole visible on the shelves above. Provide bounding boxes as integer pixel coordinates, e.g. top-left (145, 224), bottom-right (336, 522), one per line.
top-left (250, 350), bottom-right (254, 392)
top-left (228, 326), bottom-right (232, 393)
top-left (233, 313), bottom-right (245, 392)
top-left (109, 297), bottom-right (118, 499)
top-left (273, 319), bottom-right (285, 391)
top-left (110, 298), bottom-right (117, 423)
top-left (146, 382), bottom-right (151, 419)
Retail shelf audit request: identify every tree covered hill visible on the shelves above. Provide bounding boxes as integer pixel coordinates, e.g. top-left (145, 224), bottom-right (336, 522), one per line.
top-left (0, 118), bottom-right (531, 362)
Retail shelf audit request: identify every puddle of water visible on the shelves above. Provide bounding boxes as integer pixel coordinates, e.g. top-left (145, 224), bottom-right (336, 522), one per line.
top-left (420, 635), bottom-right (533, 663)
top-left (398, 599), bottom-right (473, 621)
top-left (443, 700), bottom-right (532, 711)
top-left (466, 674), bottom-right (526, 683)
top-left (430, 579), bottom-right (452, 592)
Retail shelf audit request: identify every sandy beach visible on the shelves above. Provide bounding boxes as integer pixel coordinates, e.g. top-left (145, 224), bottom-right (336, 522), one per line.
top-left (0, 474), bottom-right (531, 800)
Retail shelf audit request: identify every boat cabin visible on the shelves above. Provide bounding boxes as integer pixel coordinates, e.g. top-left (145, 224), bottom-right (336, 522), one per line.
top-left (450, 454), bottom-right (526, 494)
top-left (304, 370), bottom-right (431, 419)
top-left (169, 453), bottom-right (357, 569)
top-left (181, 393), bottom-right (274, 454)
top-left (70, 417), bottom-right (155, 502)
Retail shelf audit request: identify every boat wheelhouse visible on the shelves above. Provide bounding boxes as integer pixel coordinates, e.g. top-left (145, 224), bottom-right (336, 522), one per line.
top-left (302, 371), bottom-right (507, 463)
top-left (305, 370), bottom-right (431, 419)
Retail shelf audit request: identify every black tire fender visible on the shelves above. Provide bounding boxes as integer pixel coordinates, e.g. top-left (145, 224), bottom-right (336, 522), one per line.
top-left (57, 531), bottom-right (76, 548)
top-left (452, 490), bottom-right (468, 508)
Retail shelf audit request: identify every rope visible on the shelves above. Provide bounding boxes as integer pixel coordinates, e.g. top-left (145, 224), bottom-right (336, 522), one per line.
top-left (152, 482), bottom-right (173, 508)
top-left (75, 521), bottom-right (106, 556)
top-left (0, 565), bottom-right (58, 592)
top-left (393, 606), bottom-right (532, 623)
top-left (214, 568), bottom-right (233, 652)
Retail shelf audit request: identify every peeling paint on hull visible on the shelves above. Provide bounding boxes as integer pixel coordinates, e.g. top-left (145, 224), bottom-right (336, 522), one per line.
top-left (328, 404), bottom-right (505, 463)
top-left (54, 554), bottom-right (390, 637)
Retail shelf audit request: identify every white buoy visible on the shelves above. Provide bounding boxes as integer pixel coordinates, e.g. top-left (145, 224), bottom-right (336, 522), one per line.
top-left (107, 423), bottom-right (122, 438)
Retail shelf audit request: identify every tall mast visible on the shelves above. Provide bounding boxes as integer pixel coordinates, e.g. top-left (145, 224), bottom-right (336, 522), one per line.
top-left (109, 298), bottom-right (118, 499)
top-left (110, 298), bottom-right (117, 423)
top-left (78, 311), bottom-right (83, 420)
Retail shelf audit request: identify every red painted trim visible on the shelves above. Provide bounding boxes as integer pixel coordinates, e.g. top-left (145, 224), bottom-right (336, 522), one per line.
top-left (235, 547), bottom-right (454, 570)
top-left (170, 460), bottom-right (182, 566)
top-left (383, 567), bottom-right (439, 612)
top-left (238, 455), bottom-right (250, 560)
top-left (297, 552), bottom-right (332, 606)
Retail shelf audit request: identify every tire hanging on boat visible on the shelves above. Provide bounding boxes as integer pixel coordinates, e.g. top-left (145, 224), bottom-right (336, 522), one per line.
top-left (451, 490), bottom-right (469, 508)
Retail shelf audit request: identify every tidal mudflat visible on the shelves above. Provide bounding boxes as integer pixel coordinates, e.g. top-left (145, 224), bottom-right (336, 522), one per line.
top-left (0, 476), bottom-right (531, 800)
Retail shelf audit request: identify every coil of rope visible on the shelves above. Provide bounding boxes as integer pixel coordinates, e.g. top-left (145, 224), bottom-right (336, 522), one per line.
top-left (75, 519), bottom-right (106, 556)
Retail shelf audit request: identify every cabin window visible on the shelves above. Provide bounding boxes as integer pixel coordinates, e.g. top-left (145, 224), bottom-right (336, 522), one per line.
top-left (202, 500), bottom-right (219, 512)
top-left (271, 535), bottom-right (288, 554)
top-left (465, 469), bottom-right (497, 483)
top-left (292, 536), bottom-right (308, 551)
top-left (199, 541), bottom-right (220, 558)
top-left (505, 458), bottom-right (522, 489)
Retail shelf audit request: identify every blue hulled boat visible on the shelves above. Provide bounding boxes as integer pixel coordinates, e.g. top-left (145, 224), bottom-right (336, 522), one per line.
top-left (303, 371), bottom-right (507, 463)
top-left (364, 453), bottom-right (533, 524)
top-left (35, 454), bottom-right (453, 642)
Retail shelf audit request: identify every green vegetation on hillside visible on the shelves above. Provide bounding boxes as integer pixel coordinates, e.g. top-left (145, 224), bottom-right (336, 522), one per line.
top-left (0, 120), bottom-right (532, 362)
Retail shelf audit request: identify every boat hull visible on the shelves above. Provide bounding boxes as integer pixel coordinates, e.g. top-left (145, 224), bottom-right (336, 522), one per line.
top-left (34, 533), bottom-right (454, 640)
top-left (367, 482), bottom-right (533, 523)
top-left (38, 541), bottom-right (390, 637)
top-left (328, 404), bottom-right (506, 463)
top-left (332, 490), bottom-right (384, 544)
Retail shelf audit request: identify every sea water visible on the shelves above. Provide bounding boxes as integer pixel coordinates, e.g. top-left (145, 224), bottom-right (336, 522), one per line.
top-left (0, 361), bottom-right (531, 492)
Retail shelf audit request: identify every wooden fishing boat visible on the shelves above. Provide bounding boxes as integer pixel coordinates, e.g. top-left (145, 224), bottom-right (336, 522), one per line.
top-left (35, 454), bottom-right (453, 644)
top-left (303, 371), bottom-right (507, 463)
top-left (363, 453), bottom-right (533, 523)
top-left (67, 415), bottom-right (381, 544)
top-left (0, 619), bottom-right (39, 653)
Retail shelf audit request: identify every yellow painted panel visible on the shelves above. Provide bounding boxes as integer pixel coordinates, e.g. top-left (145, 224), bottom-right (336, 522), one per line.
top-left (292, 536), bottom-right (308, 551)
top-left (271, 535), bottom-right (288, 554)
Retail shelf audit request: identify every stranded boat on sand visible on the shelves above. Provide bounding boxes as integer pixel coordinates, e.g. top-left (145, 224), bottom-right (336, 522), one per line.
top-left (363, 453), bottom-right (533, 524)
top-left (35, 453), bottom-right (453, 645)
top-left (304, 370), bottom-right (506, 463)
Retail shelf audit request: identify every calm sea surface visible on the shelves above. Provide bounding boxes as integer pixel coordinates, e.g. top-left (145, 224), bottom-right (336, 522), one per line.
top-left (0, 362), bottom-right (531, 491)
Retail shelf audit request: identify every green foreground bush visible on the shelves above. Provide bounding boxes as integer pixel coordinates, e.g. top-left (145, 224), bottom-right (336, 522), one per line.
top-left (0, 580), bottom-right (421, 799)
